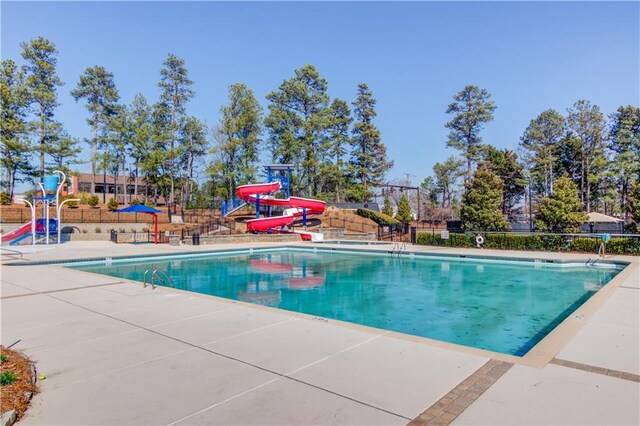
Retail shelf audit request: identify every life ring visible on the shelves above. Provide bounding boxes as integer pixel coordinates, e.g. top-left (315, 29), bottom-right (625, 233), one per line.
top-left (475, 234), bottom-right (484, 246)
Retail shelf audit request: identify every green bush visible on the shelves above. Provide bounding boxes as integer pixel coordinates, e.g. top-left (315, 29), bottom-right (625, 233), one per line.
top-left (416, 232), bottom-right (475, 248)
top-left (107, 198), bottom-right (119, 211)
top-left (87, 195), bottom-right (99, 208)
top-left (0, 192), bottom-right (11, 205)
top-left (416, 232), bottom-right (640, 255)
top-left (129, 198), bottom-right (140, 205)
top-left (0, 370), bottom-right (18, 386)
top-left (356, 208), bottom-right (399, 227)
top-left (78, 191), bottom-right (90, 204)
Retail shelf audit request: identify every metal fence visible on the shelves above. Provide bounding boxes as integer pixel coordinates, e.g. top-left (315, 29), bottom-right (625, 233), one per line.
top-left (180, 217), bottom-right (237, 241)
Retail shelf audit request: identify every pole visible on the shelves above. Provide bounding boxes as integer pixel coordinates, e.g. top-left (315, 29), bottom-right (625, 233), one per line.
top-left (255, 194), bottom-right (260, 219)
top-left (528, 177), bottom-right (533, 231)
top-left (54, 170), bottom-right (66, 244)
top-left (57, 198), bottom-right (80, 244)
top-left (18, 199), bottom-right (36, 245)
top-left (37, 182), bottom-right (49, 244)
top-left (154, 214), bottom-right (158, 244)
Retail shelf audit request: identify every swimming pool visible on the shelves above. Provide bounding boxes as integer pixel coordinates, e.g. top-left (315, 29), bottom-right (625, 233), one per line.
top-left (65, 248), bottom-right (624, 356)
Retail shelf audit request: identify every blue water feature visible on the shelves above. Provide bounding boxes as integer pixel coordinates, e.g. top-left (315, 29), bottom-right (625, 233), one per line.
top-left (66, 249), bottom-right (623, 356)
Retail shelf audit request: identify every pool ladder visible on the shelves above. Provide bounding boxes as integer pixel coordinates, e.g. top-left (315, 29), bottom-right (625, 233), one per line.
top-left (391, 242), bottom-right (406, 257)
top-left (143, 269), bottom-right (175, 289)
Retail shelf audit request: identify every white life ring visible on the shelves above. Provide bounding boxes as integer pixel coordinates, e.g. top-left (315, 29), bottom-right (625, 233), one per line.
top-left (475, 235), bottom-right (484, 246)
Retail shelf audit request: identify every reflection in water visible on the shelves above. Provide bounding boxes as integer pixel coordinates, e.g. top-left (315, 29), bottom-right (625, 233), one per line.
top-left (70, 250), bottom-right (622, 356)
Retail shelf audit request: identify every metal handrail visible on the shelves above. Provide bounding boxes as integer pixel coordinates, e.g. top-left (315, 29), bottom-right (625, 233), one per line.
top-left (143, 269), bottom-right (152, 287)
top-left (152, 270), bottom-right (175, 288)
top-left (1, 247), bottom-right (24, 259)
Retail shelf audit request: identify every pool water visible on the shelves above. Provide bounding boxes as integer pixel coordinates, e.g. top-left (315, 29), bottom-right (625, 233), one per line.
top-left (67, 249), bottom-right (623, 356)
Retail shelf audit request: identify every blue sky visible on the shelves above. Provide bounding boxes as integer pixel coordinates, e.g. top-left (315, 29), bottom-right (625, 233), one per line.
top-left (2, 1), bottom-right (639, 186)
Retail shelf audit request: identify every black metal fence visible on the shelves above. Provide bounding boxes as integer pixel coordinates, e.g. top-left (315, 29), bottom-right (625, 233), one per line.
top-left (180, 217), bottom-right (237, 241)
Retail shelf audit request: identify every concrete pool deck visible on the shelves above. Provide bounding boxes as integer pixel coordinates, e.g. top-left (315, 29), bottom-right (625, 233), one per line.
top-left (1, 241), bottom-right (638, 425)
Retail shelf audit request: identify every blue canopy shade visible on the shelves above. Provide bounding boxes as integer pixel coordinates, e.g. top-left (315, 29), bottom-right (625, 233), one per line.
top-left (113, 204), bottom-right (162, 214)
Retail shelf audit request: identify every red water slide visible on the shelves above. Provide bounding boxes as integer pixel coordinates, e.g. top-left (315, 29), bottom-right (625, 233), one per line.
top-left (236, 182), bottom-right (326, 232)
top-left (1, 222), bottom-right (31, 244)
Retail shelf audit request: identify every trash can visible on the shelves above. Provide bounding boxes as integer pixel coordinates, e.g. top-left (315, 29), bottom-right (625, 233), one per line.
top-left (192, 232), bottom-right (200, 246)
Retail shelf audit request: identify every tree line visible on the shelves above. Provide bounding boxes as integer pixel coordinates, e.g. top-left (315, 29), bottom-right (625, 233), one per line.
top-left (1, 37), bottom-right (393, 209)
top-left (416, 85), bottom-right (639, 231)
top-left (2, 37), bottom-right (638, 232)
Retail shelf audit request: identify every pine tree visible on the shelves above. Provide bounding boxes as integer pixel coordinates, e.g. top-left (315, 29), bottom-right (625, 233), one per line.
top-left (179, 116), bottom-right (208, 209)
top-left (433, 156), bottom-right (464, 208)
top-left (445, 85), bottom-right (496, 183)
top-left (216, 83), bottom-right (262, 197)
top-left (607, 105), bottom-right (640, 219)
top-left (71, 65), bottom-right (119, 194)
top-left (128, 94), bottom-right (153, 199)
top-left (536, 174), bottom-right (587, 233)
top-left (1, 59), bottom-right (32, 198)
top-left (520, 109), bottom-right (565, 196)
top-left (567, 100), bottom-right (606, 212)
top-left (107, 105), bottom-right (133, 204)
top-left (381, 196), bottom-right (394, 217)
top-left (628, 182), bottom-right (640, 232)
top-left (21, 37), bottom-right (64, 180)
top-left (395, 193), bottom-right (412, 223)
top-left (265, 65), bottom-right (330, 195)
top-left (321, 98), bottom-right (352, 201)
top-left (350, 83), bottom-right (393, 200)
top-left (479, 145), bottom-right (526, 216)
top-left (47, 127), bottom-right (81, 177)
top-left (158, 54), bottom-right (194, 207)
top-left (460, 168), bottom-right (510, 231)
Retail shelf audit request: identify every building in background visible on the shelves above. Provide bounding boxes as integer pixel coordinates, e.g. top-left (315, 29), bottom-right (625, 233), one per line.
top-left (68, 174), bottom-right (157, 204)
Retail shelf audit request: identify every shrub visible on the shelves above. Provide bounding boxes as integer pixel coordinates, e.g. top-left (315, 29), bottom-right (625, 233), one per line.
top-left (416, 232), bottom-right (640, 255)
top-left (65, 196), bottom-right (78, 208)
top-left (0, 354), bottom-right (8, 363)
top-left (460, 168), bottom-right (510, 231)
top-left (78, 191), bottom-right (91, 204)
top-left (537, 175), bottom-right (587, 233)
top-left (107, 198), bottom-right (119, 211)
top-left (129, 198), bottom-right (140, 205)
top-left (0, 192), bottom-right (11, 205)
top-left (356, 208), bottom-right (399, 227)
top-left (395, 193), bottom-right (412, 223)
top-left (1, 370), bottom-right (19, 386)
top-left (87, 195), bottom-right (99, 208)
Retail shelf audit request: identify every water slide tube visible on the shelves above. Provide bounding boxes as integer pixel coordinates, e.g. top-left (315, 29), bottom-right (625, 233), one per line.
top-left (236, 182), bottom-right (326, 234)
top-left (1, 222), bottom-right (32, 244)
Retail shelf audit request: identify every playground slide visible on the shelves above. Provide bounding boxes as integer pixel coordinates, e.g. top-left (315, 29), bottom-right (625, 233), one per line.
top-left (236, 182), bottom-right (326, 234)
top-left (1, 222), bottom-right (31, 244)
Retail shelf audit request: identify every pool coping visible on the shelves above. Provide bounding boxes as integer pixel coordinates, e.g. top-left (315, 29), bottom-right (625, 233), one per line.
top-left (20, 242), bottom-right (636, 369)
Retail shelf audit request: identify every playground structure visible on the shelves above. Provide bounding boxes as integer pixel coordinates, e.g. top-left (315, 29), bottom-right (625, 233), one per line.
top-left (230, 165), bottom-right (326, 241)
top-left (1, 171), bottom-right (80, 246)
top-left (236, 182), bottom-right (326, 241)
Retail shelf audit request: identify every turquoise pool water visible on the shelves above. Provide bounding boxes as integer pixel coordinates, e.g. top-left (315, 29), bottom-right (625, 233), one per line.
top-left (66, 249), bottom-right (623, 356)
